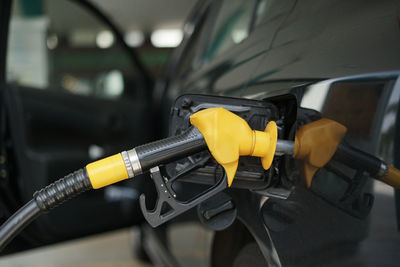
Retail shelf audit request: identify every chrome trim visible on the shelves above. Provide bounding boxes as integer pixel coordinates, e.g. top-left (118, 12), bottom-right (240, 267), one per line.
top-left (121, 151), bottom-right (134, 178)
top-left (377, 162), bottom-right (389, 180)
top-left (127, 148), bottom-right (142, 176)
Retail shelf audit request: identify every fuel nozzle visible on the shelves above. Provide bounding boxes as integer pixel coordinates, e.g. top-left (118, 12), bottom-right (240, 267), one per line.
top-left (86, 107), bottom-right (279, 190)
top-left (190, 107), bottom-right (277, 186)
top-left (275, 118), bottom-right (400, 190)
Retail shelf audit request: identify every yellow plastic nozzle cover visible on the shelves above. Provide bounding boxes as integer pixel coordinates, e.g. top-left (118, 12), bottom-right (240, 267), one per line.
top-left (384, 166), bottom-right (400, 189)
top-left (190, 107), bottom-right (277, 187)
top-left (86, 153), bottom-right (129, 189)
top-left (293, 118), bottom-right (347, 187)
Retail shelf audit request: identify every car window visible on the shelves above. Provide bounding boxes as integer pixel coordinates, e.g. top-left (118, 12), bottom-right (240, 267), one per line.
top-left (202, 0), bottom-right (258, 63)
top-left (171, 3), bottom-right (214, 83)
top-left (6, 0), bottom-right (139, 100)
top-left (170, 0), bottom-right (269, 89)
top-left (253, 0), bottom-right (273, 28)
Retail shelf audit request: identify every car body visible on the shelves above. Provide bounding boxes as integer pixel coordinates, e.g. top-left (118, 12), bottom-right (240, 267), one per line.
top-left (157, 0), bottom-right (400, 265)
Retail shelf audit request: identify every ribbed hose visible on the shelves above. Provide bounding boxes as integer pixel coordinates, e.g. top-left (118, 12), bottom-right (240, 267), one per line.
top-left (34, 169), bottom-right (92, 211)
top-left (0, 169), bottom-right (92, 251)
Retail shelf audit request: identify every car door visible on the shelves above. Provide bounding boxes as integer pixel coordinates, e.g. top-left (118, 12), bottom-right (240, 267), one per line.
top-left (0, 0), bottom-right (154, 252)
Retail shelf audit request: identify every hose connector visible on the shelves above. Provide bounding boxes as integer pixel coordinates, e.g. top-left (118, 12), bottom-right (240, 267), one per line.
top-left (86, 153), bottom-right (130, 189)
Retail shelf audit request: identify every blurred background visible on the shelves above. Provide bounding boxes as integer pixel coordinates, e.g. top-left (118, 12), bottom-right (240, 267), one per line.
top-left (7, 0), bottom-right (196, 99)
top-left (3, 1), bottom-right (212, 266)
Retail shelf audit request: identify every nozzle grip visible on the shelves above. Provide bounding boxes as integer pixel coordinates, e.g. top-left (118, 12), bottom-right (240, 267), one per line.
top-left (136, 127), bottom-right (206, 172)
top-left (333, 143), bottom-right (382, 177)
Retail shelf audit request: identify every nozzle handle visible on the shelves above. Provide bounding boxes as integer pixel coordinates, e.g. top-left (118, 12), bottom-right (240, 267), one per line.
top-left (136, 126), bottom-right (206, 172)
top-left (333, 143), bottom-right (382, 178)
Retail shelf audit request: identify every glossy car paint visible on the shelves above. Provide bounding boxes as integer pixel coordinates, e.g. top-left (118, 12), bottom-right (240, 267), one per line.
top-left (163, 0), bottom-right (400, 265)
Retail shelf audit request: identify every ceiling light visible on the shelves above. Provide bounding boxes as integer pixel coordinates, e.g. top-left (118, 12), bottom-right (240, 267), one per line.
top-left (70, 30), bottom-right (96, 47)
top-left (150, 29), bottom-right (183, 48)
top-left (232, 29), bottom-right (248, 44)
top-left (46, 34), bottom-right (58, 50)
top-left (96, 30), bottom-right (114, 49)
top-left (124, 30), bottom-right (144, 47)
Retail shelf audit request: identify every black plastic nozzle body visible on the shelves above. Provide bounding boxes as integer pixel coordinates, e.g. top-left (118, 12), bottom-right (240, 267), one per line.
top-left (136, 126), bottom-right (207, 172)
top-left (333, 143), bottom-right (382, 177)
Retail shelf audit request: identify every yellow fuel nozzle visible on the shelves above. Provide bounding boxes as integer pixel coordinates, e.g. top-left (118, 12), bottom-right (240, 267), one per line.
top-left (289, 118), bottom-right (400, 190)
top-left (84, 107), bottom-right (278, 190)
top-left (190, 107), bottom-right (277, 187)
top-left (293, 119), bottom-right (347, 187)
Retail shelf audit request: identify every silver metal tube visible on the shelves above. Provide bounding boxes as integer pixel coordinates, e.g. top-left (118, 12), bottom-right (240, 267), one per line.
top-left (121, 151), bottom-right (134, 178)
top-left (376, 162), bottom-right (389, 180)
top-left (275, 140), bottom-right (295, 156)
top-left (127, 148), bottom-right (142, 177)
top-left (121, 148), bottom-right (143, 178)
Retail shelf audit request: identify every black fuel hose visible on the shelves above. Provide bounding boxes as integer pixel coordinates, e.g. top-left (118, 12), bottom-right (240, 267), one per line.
top-left (0, 127), bottom-right (206, 252)
top-left (0, 200), bottom-right (40, 251)
top-left (0, 169), bottom-right (92, 251)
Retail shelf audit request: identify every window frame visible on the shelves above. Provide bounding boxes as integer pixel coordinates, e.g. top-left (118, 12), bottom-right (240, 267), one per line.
top-left (0, 0), bottom-right (11, 84)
